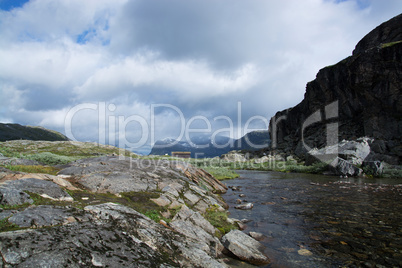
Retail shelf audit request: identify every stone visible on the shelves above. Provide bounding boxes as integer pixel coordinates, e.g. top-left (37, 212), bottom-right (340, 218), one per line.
top-left (183, 191), bottom-right (201, 206)
top-left (150, 195), bottom-right (171, 207)
top-left (0, 178), bottom-right (73, 202)
top-left (249, 231), bottom-right (266, 241)
top-left (221, 230), bottom-right (270, 265)
top-left (8, 205), bottom-right (76, 228)
top-left (0, 187), bottom-right (33, 206)
top-left (298, 249), bottom-right (313, 256)
top-left (221, 151), bottom-right (248, 162)
top-left (235, 203), bottom-right (253, 210)
top-left (306, 138), bottom-right (372, 166)
top-left (161, 185), bottom-right (180, 197)
top-left (362, 160), bottom-right (384, 176)
top-left (329, 157), bottom-right (363, 177)
top-left (170, 205), bottom-right (223, 257)
top-left (237, 221), bottom-right (246, 230)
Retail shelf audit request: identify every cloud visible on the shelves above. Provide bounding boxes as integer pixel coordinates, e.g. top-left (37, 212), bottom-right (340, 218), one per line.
top-left (0, 0), bottom-right (401, 153)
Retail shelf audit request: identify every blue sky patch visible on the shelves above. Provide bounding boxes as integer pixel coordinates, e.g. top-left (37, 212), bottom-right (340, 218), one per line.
top-left (0, 0), bottom-right (30, 11)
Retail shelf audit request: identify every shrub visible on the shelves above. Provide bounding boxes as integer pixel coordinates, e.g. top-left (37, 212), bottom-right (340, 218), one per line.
top-left (25, 152), bottom-right (77, 165)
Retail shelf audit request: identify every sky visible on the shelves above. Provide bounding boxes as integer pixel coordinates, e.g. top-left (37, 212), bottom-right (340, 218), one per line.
top-left (0, 0), bottom-right (401, 154)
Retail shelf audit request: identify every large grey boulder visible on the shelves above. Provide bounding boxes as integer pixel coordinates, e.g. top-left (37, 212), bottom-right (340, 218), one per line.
top-left (306, 138), bottom-right (372, 166)
top-left (221, 230), bottom-right (270, 266)
top-left (329, 157), bottom-right (363, 177)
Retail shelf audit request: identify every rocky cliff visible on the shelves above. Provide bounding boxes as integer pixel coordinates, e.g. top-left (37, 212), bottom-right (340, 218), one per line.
top-left (0, 123), bottom-right (69, 142)
top-left (268, 14), bottom-right (402, 164)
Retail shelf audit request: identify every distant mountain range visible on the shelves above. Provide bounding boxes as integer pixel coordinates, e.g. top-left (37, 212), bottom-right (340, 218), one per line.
top-left (0, 123), bottom-right (69, 142)
top-left (149, 130), bottom-right (270, 158)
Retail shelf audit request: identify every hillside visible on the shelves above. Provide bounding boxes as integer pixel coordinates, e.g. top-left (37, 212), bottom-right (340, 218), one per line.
top-left (268, 13), bottom-right (402, 165)
top-left (0, 123), bottom-right (69, 142)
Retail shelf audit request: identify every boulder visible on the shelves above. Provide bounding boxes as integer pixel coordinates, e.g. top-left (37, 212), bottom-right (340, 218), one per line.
top-left (221, 151), bottom-right (248, 162)
top-left (362, 160), bottom-right (384, 176)
top-left (235, 203), bottom-right (253, 210)
top-left (329, 157), bottom-right (363, 177)
top-left (221, 230), bottom-right (270, 265)
top-left (306, 138), bottom-right (372, 166)
top-left (249, 231), bottom-right (266, 241)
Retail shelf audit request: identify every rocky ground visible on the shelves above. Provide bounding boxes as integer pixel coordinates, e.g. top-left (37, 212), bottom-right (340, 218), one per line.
top-left (0, 153), bottom-right (270, 267)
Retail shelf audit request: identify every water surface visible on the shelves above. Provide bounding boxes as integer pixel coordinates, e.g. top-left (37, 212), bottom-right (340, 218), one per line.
top-left (222, 170), bottom-right (402, 267)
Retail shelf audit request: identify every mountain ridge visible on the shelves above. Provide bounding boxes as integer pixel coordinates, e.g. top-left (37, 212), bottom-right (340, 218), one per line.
top-left (0, 123), bottom-right (69, 142)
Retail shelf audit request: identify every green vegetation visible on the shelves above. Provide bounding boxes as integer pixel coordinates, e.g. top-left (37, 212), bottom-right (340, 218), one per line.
top-left (382, 167), bottom-right (402, 178)
top-left (203, 205), bottom-right (236, 236)
top-left (381, 40), bottom-right (402, 48)
top-left (0, 140), bottom-right (137, 159)
top-left (201, 166), bottom-right (239, 180)
top-left (0, 217), bottom-right (20, 232)
top-left (25, 152), bottom-right (78, 165)
top-left (0, 202), bottom-right (31, 211)
top-left (2, 165), bottom-right (61, 175)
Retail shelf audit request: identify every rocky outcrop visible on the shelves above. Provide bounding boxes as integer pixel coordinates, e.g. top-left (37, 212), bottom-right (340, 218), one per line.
top-left (0, 202), bottom-right (227, 267)
top-left (59, 156), bottom-right (227, 213)
top-left (268, 14), bottom-right (402, 165)
top-left (0, 123), bottom-right (69, 142)
top-left (0, 157), bottom-right (238, 267)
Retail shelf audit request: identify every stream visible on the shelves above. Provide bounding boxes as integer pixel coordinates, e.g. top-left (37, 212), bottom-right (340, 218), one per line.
top-left (221, 170), bottom-right (402, 267)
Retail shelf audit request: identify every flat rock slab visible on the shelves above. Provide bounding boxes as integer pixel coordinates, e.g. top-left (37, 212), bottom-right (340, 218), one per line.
top-left (59, 157), bottom-right (188, 194)
top-left (0, 178), bottom-right (73, 204)
top-left (8, 205), bottom-right (77, 228)
top-left (222, 230), bottom-right (270, 266)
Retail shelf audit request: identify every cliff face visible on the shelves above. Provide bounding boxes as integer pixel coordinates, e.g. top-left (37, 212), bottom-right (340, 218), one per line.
top-left (269, 14), bottom-right (402, 164)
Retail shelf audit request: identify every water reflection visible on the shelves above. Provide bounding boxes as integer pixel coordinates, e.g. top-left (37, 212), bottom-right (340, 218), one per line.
top-left (222, 170), bottom-right (402, 267)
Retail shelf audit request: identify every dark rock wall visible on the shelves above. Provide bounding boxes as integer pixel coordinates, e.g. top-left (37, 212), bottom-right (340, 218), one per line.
top-left (269, 14), bottom-right (402, 163)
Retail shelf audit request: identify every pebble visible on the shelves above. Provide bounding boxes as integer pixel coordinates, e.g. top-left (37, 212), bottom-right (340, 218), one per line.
top-left (298, 249), bottom-right (313, 256)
